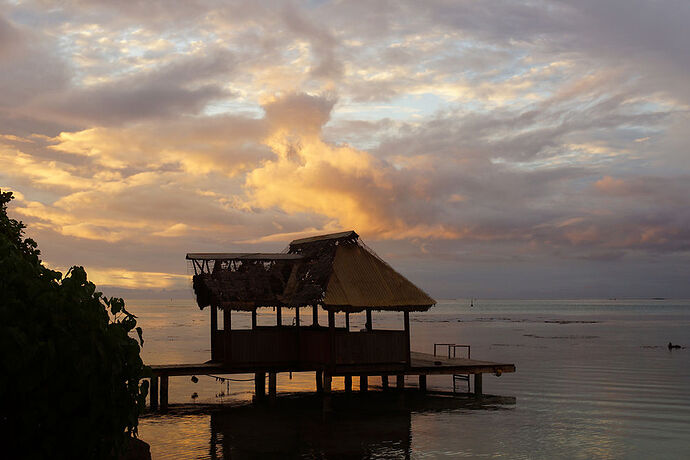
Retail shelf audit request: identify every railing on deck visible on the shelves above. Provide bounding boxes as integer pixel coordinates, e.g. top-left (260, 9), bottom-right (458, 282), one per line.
top-left (433, 343), bottom-right (472, 393)
top-left (433, 343), bottom-right (471, 359)
top-left (213, 327), bottom-right (407, 368)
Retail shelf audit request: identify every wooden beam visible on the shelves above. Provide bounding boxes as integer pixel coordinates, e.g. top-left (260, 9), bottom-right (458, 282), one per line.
top-left (150, 376), bottom-right (158, 410)
top-left (251, 310), bottom-right (257, 329)
top-left (345, 312), bottom-right (350, 331)
top-left (295, 307), bottom-right (300, 327)
top-left (365, 309), bottom-right (372, 331)
top-left (276, 307), bottom-right (282, 326)
top-left (312, 305), bottom-right (318, 326)
top-left (160, 375), bottom-right (169, 411)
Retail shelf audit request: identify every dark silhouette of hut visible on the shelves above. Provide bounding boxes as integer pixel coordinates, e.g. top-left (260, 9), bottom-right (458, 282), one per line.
top-left (147, 231), bottom-right (515, 409)
top-left (188, 231), bottom-right (435, 374)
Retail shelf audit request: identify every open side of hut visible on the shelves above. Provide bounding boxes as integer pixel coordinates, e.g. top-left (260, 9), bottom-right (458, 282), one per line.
top-left (187, 230), bottom-right (435, 373)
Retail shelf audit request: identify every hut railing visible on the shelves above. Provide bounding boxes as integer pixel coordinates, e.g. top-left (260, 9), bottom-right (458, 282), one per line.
top-left (216, 328), bottom-right (407, 368)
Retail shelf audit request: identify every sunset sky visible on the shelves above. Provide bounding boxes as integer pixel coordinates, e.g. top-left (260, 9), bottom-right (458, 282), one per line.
top-left (2, 0), bottom-right (689, 299)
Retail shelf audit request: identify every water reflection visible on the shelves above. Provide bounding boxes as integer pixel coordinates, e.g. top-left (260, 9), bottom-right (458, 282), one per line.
top-left (208, 394), bottom-right (411, 459)
top-left (206, 393), bottom-right (513, 459)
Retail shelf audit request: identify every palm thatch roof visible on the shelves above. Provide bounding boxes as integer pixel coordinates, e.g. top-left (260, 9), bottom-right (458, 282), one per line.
top-left (188, 230), bottom-right (435, 313)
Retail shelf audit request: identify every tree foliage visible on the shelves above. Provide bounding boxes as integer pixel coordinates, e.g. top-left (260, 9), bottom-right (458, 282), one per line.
top-left (0, 190), bottom-right (149, 459)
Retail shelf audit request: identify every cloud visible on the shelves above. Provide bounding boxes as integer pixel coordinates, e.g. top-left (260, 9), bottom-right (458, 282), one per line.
top-left (2, 0), bottom-right (690, 297)
top-left (39, 48), bottom-right (236, 125)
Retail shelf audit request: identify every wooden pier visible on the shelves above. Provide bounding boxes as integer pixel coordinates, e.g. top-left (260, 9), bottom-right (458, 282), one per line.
top-left (148, 231), bottom-right (516, 410)
top-left (148, 351), bottom-right (515, 410)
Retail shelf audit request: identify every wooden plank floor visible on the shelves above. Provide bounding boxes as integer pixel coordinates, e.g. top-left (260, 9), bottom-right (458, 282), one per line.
top-left (150, 361), bottom-right (224, 376)
top-left (409, 352), bottom-right (515, 375)
top-left (150, 352), bottom-right (515, 377)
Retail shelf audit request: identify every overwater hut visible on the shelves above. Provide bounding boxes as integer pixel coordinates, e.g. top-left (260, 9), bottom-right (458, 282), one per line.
top-left (148, 230), bottom-right (514, 409)
top-left (188, 230), bottom-right (434, 374)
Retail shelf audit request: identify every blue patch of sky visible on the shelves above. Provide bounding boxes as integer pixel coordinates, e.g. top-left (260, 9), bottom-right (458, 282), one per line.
top-left (333, 93), bottom-right (449, 122)
top-left (202, 99), bottom-right (264, 118)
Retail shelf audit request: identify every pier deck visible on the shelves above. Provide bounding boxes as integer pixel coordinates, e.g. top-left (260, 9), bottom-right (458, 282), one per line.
top-left (148, 351), bottom-right (515, 410)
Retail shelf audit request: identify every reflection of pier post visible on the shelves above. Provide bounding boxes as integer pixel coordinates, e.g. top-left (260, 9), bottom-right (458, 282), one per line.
top-left (254, 372), bottom-right (265, 401)
top-left (474, 373), bottom-right (483, 396)
top-left (316, 370), bottom-right (323, 393)
top-left (418, 374), bottom-right (427, 392)
top-left (268, 372), bottom-right (277, 399)
top-left (160, 375), bottom-right (169, 410)
top-left (209, 413), bottom-right (218, 459)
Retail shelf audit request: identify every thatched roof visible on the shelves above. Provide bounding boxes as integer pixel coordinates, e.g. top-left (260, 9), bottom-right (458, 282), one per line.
top-left (188, 230), bottom-right (435, 313)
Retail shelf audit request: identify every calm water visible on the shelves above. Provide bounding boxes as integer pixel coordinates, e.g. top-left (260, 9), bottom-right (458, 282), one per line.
top-left (135, 299), bottom-right (690, 459)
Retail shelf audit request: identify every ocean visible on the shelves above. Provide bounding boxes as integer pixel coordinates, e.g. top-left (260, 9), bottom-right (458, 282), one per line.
top-left (134, 299), bottom-right (690, 458)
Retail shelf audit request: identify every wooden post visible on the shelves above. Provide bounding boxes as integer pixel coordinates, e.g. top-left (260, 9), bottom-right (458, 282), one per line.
top-left (150, 376), bottom-right (159, 410)
top-left (223, 309), bottom-right (231, 363)
top-left (418, 374), bottom-right (427, 392)
top-left (312, 305), bottom-right (319, 326)
top-left (316, 370), bottom-right (323, 393)
top-left (210, 305), bottom-right (218, 360)
top-left (268, 372), bottom-right (277, 399)
top-left (474, 373), bottom-right (483, 396)
top-left (365, 309), bottom-right (372, 331)
top-left (295, 307), bottom-right (300, 326)
top-left (360, 375), bottom-right (368, 392)
top-left (328, 310), bottom-right (335, 369)
top-left (403, 311), bottom-right (411, 366)
top-left (345, 312), bottom-right (350, 331)
top-left (224, 309), bottom-right (231, 331)
top-left (323, 373), bottom-right (332, 394)
top-left (276, 307), bottom-right (282, 326)
top-left (160, 375), bottom-right (169, 411)
top-left (344, 375), bottom-right (352, 392)
top-left (211, 305), bottom-right (218, 331)
top-left (396, 374), bottom-right (405, 389)
top-left (254, 372), bottom-right (265, 400)
top-left (381, 375), bottom-right (389, 390)
top-left (251, 309), bottom-right (257, 329)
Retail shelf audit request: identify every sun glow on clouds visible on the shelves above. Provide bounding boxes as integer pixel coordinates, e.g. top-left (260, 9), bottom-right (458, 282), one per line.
top-left (51, 265), bottom-right (189, 290)
top-left (2, 0), bottom-right (690, 296)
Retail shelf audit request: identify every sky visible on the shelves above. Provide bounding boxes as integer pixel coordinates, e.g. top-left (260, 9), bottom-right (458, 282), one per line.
top-left (1, 0), bottom-right (689, 300)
